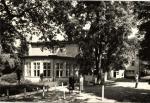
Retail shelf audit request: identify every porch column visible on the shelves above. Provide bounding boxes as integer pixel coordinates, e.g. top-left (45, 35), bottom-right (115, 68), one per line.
top-left (63, 61), bottom-right (66, 77)
top-left (51, 59), bottom-right (55, 80)
top-left (40, 61), bottom-right (43, 74)
top-left (24, 62), bottom-right (27, 77)
top-left (52, 59), bottom-right (56, 81)
top-left (31, 62), bottom-right (34, 77)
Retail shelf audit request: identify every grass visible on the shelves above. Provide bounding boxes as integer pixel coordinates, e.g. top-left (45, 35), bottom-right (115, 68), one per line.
top-left (0, 73), bottom-right (55, 97)
top-left (4, 89), bottom-right (80, 102)
top-left (0, 83), bottom-right (43, 96)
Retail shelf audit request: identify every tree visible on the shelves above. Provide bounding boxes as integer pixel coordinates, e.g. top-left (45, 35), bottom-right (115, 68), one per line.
top-left (0, 0), bottom-right (63, 53)
top-left (2, 60), bottom-right (11, 74)
top-left (0, 0), bottom-right (63, 75)
top-left (134, 2), bottom-right (150, 61)
top-left (14, 62), bottom-right (22, 85)
top-left (0, 1), bottom-right (138, 81)
top-left (50, 1), bottom-right (136, 79)
top-left (36, 1), bottom-right (138, 82)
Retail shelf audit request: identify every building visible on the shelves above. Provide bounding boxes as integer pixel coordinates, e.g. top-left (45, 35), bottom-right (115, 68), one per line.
top-left (109, 70), bottom-right (125, 79)
top-left (22, 42), bottom-right (79, 82)
top-left (110, 57), bottom-right (139, 79)
top-left (125, 57), bottom-right (139, 78)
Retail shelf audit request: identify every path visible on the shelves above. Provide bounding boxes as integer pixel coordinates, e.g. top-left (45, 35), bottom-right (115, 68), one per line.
top-left (54, 80), bottom-right (150, 102)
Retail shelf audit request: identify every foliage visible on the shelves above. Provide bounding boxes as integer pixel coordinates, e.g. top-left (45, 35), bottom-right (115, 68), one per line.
top-left (15, 63), bottom-right (22, 84)
top-left (50, 1), bottom-right (136, 74)
top-left (134, 2), bottom-right (150, 61)
top-left (0, 0), bottom-right (51, 73)
top-left (1, 72), bottom-right (17, 83)
top-left (0, 0), bottom-right (140, 77)
top-left (0, 84), bottom-right (43, 96)
top-left (2, 60), bottom-right (12, 74)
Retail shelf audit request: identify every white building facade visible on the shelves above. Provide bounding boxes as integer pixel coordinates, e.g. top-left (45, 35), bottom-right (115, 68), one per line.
top-left (22, 42), bottom-right (79, 82)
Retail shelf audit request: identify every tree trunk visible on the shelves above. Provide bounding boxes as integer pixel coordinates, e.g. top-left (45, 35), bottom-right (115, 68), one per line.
top-left (108, 70), bottom-right (113, 79)
top-left (104, 72), bottom-right (108, 81)
top-left (98, 54), bottom-right (102, 84)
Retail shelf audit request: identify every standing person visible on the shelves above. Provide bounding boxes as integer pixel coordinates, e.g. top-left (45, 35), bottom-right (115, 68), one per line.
top-left (79, 74), bottom-right (84, 93)
top-left (69, 74), bottom-right (75, 93)
top-left (135, 73), bottom-right (139, 88)
top-left (15, 62), bottom-right (22, 85)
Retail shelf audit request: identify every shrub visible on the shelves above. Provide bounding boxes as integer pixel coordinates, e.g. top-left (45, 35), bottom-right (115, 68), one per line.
top-left (21, 79), bottom-right (32, 84)
top-left (43, 81), bottom-right (58, 87)
top-left (0, 84), bottom-right (43, 96)
top-left (1, 72), bottom-right (17, 83)
top-left (57, 79), bottom-right (68, 86)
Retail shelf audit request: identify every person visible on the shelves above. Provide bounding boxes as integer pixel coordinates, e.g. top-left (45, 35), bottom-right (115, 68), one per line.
top-left (69, 74), bottom-right (75, 93)
top-left (79, 74), bottom-right (84, 93)
top-left (15, 62), bottom-right (22, 85)
top-left (135, 73), bottom-right (139, 88)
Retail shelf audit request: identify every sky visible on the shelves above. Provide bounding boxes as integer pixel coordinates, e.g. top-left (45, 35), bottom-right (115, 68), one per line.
top-left (128, 28), bottom-right (138, 39)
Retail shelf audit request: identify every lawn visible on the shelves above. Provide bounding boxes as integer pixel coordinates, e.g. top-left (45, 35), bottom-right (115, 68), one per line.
top-left (0, 83), bottom-right (43, 97)
top-left (2, 89), bottom-right (81, 102)
top-left (0, 73), bottom-right (58, 97)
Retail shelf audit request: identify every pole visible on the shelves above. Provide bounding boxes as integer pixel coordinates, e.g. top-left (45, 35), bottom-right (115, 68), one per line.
top-left (101, 73), bottom-right (105, 101)
top-left (47, 85), bottom-right (49, 92)
top-left (62, 82), bottom-right (63, 88)
top-left (24, 88), bottom-right (26, 98)
top-left (54, 83), bottom-right (56, 93)
top-left (62, 82), bottom-right (66, 99)
top-left (102, 85), bottom-right (104, 101)
top-left (37, 87), bottom-right (39, 93)
top-left (6, 89), bottom-right (9, 99)
top-left (42, 86), bottom-right (45, 98)
top-left (63, 89), bottom-right (66, 99)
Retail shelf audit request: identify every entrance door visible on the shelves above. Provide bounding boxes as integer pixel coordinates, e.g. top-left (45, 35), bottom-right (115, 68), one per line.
top-left (114, 71), bottom-right (116, 78)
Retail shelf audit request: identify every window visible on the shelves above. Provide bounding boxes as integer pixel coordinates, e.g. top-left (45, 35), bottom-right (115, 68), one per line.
top-left (60, 63), bottom-right (63, 77)
top-left (66, 63), bottom-right (71, 77)
top-left (116, 71), bottom-right (119, 75)
top-left (56, 63), bottom-right (63, 77)
top-left (43, 62), bottom-right (51, 77)
top-left (34, 62), bottom-right (40, 77)
top-left (128, 70), bottom-right (134, 74)
top-left (26, 62), bottom-right (31, 76)
top-left (56, 63), bottom-right (59, 77)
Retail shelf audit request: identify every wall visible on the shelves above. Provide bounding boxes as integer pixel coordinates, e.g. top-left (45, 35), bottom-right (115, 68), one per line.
top-left (28, 43), bottom-right (79, 57)
top-left (125, 57), bottom-right (139, 77)
top-left (116, 70), bottom-right (125, 78)
top-left (23, 58), bottom-right (78, 82)
top-left (28, 45), bottom-right (53, 56)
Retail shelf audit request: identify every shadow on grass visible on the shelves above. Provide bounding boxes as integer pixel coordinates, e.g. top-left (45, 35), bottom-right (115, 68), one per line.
top-left (83, 84), bottom-right (150, 102)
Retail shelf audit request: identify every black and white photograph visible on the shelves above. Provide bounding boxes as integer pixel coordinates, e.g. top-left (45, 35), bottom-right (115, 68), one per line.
top-left (0, 0), bottom-right (150, 102)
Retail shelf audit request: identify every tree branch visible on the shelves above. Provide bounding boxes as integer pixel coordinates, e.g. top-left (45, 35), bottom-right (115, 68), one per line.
top-left (1, 0), bottom-right (13, 19)
top-left (1, 0), bottom-right (40, 19)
